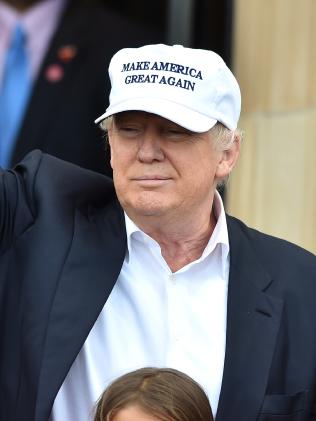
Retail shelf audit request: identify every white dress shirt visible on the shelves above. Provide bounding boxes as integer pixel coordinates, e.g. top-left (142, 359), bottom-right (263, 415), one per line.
top-left (51, 190), bottom-right (230, 420)
top-left (0, 0), bottom-right (66, 87)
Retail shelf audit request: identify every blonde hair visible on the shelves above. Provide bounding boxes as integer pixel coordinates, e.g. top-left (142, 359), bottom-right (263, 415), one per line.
top-left (211, 122), bottom-right (242, 150)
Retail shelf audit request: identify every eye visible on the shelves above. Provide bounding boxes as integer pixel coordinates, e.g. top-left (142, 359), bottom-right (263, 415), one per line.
top-left (116, 125), bottom-right (142, 138)
top-left (164, 127), bottom-right (193, 140)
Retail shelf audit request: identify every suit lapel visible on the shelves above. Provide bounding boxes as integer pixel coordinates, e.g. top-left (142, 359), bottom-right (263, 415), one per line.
top-left (34, 201), bottom-right (126, 421)
top-left (34, 209), bottom-right (283, 420)
top-left (216, 216), bottom-right (284, 421)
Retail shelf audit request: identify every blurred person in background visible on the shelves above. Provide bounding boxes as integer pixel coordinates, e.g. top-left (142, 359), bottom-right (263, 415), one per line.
top-left (0, 0), bottom-right (163, 174)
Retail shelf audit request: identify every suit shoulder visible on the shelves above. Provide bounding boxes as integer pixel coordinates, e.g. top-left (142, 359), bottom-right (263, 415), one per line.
top-left (226, 214), bottom-right (316, 267)
top-left (15, 150), bottom-right (116, 205)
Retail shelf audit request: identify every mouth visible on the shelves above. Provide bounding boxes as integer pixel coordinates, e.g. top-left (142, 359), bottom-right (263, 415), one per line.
top-left (132, 176), bottom-right (172, 187)
top-left (134, 176), bottom-right (171, 181)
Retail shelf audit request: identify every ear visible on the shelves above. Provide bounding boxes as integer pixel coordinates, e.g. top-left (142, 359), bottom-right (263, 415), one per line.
top-left (215, 133), bottom-right (241, 180)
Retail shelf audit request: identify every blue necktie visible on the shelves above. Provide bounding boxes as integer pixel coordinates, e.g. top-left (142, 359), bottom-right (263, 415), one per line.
top-left (0, 24), bottom-right (31, 168)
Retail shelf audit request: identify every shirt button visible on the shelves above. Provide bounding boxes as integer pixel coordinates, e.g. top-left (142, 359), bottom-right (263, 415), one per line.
top-left (169, 274), bottom-right (176, 283)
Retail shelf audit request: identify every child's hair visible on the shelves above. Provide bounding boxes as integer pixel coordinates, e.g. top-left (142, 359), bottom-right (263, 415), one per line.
top-left (94, 367), bottom-right (214, 421)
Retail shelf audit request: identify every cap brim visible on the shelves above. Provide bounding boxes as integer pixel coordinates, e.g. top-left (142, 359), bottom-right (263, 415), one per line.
top-left (94, 98), bottom-right (217, 133)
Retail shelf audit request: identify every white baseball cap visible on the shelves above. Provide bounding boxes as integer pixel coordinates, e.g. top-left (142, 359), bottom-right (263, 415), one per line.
top-left (95, 44), bottom-right (241, 132)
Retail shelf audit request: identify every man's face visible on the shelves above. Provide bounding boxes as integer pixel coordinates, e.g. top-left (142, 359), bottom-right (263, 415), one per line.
top-left (108, 111), bottom-right (232, 222)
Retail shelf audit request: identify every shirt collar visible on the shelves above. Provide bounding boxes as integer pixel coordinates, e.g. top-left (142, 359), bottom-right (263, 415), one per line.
top-left (0, 2), bottom-right (18, 45)
top-left (124, 189), bottom-right (230, 275)
top-left (203, 189), bottom-right (230, 277)
top-left (0, 0), bottom-right (66, 51)
top-left (0, 0), bottom-right (66, 30)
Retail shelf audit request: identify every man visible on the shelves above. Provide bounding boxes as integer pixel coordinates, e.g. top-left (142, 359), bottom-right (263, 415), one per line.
top-left (1, 44), bottom-right (316, 421)
top-left (0, 0), bottom-right (162, 173)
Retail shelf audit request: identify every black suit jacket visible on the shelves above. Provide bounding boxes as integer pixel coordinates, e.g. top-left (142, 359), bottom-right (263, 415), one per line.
top-left (10, 0), bottom-right (163, 175)
top-left (1, 151), bottom-right (316, 421)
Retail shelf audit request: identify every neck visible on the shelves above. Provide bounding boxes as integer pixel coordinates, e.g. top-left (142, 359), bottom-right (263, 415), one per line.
top-left (129, 207), bottom-right (217, 273)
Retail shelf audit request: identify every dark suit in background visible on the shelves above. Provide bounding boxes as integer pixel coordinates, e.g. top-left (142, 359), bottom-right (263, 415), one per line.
top-left (9, 0), bottom-right (163, 174)
top-left (1, 151), bottom-right (316, 421)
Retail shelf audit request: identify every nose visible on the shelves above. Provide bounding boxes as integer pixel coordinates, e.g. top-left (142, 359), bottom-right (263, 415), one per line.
top-left (137, 131), bottom-right (164, 163)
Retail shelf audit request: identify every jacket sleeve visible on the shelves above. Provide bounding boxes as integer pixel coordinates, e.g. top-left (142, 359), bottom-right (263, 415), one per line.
top-left (0, 150), bottom-right (41, 254)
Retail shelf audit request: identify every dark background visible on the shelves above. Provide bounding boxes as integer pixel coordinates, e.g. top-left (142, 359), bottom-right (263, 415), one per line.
top-left (101, 0), bottom-right (234, 65)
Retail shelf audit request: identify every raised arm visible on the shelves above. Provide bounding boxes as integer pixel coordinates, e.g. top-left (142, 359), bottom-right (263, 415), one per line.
top-left (0, 151), bottom-right (39, 254)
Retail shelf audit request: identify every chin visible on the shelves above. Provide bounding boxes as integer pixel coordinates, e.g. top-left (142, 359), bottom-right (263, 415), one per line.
top-left (117, 188), bottom-right (177, 218)
top-left (132, 203), bottom-right (166, 217)
top-left (127, 194), bottom-right (170, 217)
